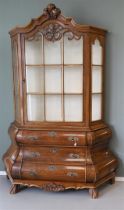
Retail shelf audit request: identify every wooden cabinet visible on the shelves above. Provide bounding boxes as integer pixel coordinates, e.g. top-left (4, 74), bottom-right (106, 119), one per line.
top-left (3, 4), bottom-right (118, 198)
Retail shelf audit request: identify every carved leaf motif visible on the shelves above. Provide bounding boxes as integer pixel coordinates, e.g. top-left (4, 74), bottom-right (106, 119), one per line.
top-left (66, 31), bottom-right (82, 40)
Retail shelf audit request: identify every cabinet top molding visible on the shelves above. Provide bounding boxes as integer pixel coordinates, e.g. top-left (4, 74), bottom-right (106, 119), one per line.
top-left (9, 3), bottom-right (107, 37)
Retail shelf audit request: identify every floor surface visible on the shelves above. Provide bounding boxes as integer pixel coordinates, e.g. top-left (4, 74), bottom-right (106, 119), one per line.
top-left (0, 176), bottom-right (123, 210)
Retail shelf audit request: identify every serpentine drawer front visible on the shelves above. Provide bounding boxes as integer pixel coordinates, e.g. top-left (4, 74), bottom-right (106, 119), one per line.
top-left (16, 130), bottom-right (86, 146)
top-left (17, 146), bottom-right (87, 165)
top-left (12, 162), bottom-right (86, 182)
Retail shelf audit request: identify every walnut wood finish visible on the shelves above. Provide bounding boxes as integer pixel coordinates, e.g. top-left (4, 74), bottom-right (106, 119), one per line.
top-left (3, 3), bottom-right (118, 198)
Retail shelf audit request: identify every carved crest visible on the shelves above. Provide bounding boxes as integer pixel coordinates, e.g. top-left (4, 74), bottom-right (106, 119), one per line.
top-left (43, 3), bottom-right (61, 19)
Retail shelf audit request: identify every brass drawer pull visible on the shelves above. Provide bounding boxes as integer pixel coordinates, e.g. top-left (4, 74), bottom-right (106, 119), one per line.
top-left (68, 136), bottom-right (79, 146)
top-left (50, 148), bottom-right (59, 153)
top-left (29, 171), bottom-right (37, 177)
top-left (48, 131), bottom-right (56, 137)
top-left (69, 153), bottom-right (80, 159)
top-left (48, 165), bottom-right (57, 171)
top-left (67, 172), bottom-right (78, 177)
top-left (68, 136), bottom-right (79, 141)
top-left (27, 136), bottom-right (38, 141)
top-left (30, 152), bottom-right (40, 158)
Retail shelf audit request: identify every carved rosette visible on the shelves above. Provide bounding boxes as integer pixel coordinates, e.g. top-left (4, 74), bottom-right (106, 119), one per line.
top-left (42, 183), bottom-right (65, 192)
top-left (43, 3), bottom-right (61, 19)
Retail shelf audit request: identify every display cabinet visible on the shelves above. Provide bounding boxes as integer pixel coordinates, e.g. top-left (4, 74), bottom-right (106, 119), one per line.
top-left (3, 4), bottom-right (118, 198)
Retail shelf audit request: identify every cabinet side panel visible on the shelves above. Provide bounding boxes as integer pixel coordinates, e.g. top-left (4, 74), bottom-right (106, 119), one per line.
top-left (11, 38), bottom-right (21, 123)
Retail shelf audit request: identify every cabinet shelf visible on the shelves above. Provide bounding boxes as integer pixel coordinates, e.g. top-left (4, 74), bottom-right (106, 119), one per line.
top-left (92, 92), bottom-right (103, 94)
top-left (26, 64), bottom-right (83, 68)
top-left (92, 64), bottom-right (103, 67)
top-left (27, 92), bottom-right (83, 95)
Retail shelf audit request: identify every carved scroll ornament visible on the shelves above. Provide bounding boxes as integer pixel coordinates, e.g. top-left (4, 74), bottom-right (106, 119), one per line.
top-left (42, 23), bottom-right (64, 41)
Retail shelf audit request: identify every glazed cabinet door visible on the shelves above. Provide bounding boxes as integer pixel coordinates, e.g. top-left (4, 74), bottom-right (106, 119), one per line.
top-left (24, 30), bottom-right (84, 123)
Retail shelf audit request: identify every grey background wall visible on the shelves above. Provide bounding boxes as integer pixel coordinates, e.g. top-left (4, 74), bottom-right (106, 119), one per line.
top-left (0, 0), bottom-right (124, 176)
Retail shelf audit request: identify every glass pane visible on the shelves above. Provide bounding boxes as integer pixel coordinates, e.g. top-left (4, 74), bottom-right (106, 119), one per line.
top-left (92, 66), bottom-right (102, 93)
top-left (26, 66), bottom-right (44, 93)
top-left (27, 95), bottom-right (44, 121)
top-left (92, 39), bottom-right (102, 65)
top-left (64, 95), bottom-right (83, 121)
top-left (92, 94), bottom-right (102, 121)
top-left (46, 95), bottom-right (62, 121)
top-left (44, 39), bottom-right (61, 64)
top-left (45, 66), bottom-right (62, 93)
top-left (64, 66), bottom-right (83, 93)
top-left (25, 38), bottom-right (43, 65)
top-left (64, 33), bottom-right (83, 64)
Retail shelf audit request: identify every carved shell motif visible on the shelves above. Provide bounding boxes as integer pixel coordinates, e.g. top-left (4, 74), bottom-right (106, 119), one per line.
top-left (43, 3), bottom-right (61, 19)
top-left (42, 183), bottom-right (65, 192)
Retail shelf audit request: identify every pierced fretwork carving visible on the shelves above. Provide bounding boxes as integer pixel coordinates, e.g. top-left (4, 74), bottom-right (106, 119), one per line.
top-left (26, 24), bottom-right (82, 42)
top-left (43, 3), bottom-right (61, 19)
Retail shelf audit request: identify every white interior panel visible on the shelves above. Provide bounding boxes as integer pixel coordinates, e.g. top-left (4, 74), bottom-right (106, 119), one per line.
top-left (44, 39), bottom-right (61, 64)
top-left (64, 66), bottom-right (83, 93)
top-left (64, 33), bottom-right (83, 64)
top-left (25, 39), bottom-right (42, 65)
top-left (64, 95), bottom-right (83, 121)
top-left (92, 94), bottom-right (102, 121)
top-left (92, 39), bottom-right (102, 65)
top-left (27, 95), bottom-right (44, 121)
top-left (45, 66), bottom-right (62, 93)
top-left (92, 66), bottom-right (102, 93)
top-left (26, 67), bottom-right (44, 93)
top-left (46, 95), bottom-right (62, 121)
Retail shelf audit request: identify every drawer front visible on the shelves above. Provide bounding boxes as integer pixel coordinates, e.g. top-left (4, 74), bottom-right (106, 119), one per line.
top-left (16, 130), bottom-right (86, 146)
top-left (19, 146), bottom-right (86, 165)
top-left (20, 163), bottom-right (86, 182)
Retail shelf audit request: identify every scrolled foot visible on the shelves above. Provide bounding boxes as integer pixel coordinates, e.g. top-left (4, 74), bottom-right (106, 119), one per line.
top-left (109, 177), bottom-right (115, 185)
top-left (6, 175), bottom-right (9, 180)
top-left (89, 188), bottom-right (98, 199)
top-left (10, 184), bottom-right (20, 194)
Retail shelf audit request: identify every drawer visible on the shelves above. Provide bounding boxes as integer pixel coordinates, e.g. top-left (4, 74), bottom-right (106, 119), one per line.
top-left (17, 146), bottom-right (86, 165)
top-left (16, 130), bottom-right (86, 146)
top-left (12, 162), bottom-right (86, 182)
